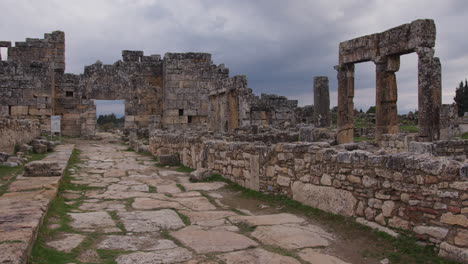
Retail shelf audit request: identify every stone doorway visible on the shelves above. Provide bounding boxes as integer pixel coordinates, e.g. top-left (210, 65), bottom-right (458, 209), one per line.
top-left (95, 100), bottom-right (126, 132)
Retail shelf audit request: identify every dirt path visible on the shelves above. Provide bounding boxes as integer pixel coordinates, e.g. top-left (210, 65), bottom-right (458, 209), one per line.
top-left (30, 134), bottom-right (382, 264)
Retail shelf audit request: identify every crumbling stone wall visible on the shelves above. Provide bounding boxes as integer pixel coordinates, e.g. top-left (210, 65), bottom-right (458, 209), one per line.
top-left (249, 94), bottom-right (300, 127)
top-left (0, 31), bottom-right (65, 131)
top-left (0, 117), bottom-right (41, 154)
top-left (150, 130), bottom-right (468, 263)
top-left (162, 53), bottom-right (229, 130)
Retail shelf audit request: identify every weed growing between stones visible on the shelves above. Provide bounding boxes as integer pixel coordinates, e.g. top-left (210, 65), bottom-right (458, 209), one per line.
top-left (176, 183), bottom-right (186, 192)
top-left (176, 211), bottom-right (191, 225)
top-left (203, 173), bottom-right (461, 264)
top-left (176, 165), bottom-right (195, 173)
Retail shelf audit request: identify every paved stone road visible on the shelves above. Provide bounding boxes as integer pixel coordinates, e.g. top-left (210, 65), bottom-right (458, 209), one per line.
top-left (44, 138), bottom-right (351, 264)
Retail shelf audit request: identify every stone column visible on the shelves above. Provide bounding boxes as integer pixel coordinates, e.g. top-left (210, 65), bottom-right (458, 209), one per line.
top-left (374, 56), bottom-right (400, 141)
top-left (313, 76), bottom-right (330, 127)
top-left (336, 64), bottom-right (355, 144)
top-left (417, 47), bottom-right (441, 141)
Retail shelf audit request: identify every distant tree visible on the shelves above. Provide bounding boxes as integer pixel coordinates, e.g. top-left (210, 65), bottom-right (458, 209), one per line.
top-left (454, 80), bottom-right (468, 117)
top-left (366, 106), bottom-right (376, 114)
top-left (359, 109), bottom-right (363, 113)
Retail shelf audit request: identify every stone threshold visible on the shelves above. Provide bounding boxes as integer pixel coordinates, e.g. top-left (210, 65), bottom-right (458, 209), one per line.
top-left (0, 144), bottom-right (75, 264)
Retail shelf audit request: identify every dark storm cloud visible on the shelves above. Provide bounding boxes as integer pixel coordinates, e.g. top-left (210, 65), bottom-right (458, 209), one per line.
top-left (1, 0), bottom-right (467, 113)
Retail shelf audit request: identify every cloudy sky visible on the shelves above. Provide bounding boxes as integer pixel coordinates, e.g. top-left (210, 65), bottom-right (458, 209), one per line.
top-left (1, 0), bottom-right (467, 115)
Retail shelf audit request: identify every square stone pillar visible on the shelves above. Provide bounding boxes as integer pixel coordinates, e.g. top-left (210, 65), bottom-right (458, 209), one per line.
top-left (375, 56), bottom-right (400, 141)
top-left (313, 76), bottom-right (330, 127)
top-left (336, 64), bottom-right (354, 144)
top-left (417, 47), bottom-right (441, 141)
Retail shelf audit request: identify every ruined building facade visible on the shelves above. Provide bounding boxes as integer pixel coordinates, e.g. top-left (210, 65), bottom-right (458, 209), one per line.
top-left (0, 32), bottom-right (314, 136)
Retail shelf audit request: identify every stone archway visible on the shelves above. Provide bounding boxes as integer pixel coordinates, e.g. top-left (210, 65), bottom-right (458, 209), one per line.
top-left (336, 19), bottom-right (441, 144)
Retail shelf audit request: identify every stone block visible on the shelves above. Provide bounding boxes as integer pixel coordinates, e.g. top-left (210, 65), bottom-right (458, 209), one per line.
top-left (291, 181), bottom-right (357, 216)
top-left (10, 106), bottom-right (29, 116)
top-left (189, 168), bottom-right (212, 182)
top-left (159, 154), bottom-right (180, 166)
top-left (24, 160), bottom-right (61, 177)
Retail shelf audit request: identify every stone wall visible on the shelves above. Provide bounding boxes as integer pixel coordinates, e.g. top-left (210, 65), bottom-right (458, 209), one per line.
top-left (0, 117), bottom-right (41, 154)
top-left (0, 31), bottom-right (64, 131)
top-left (150, 131), bottom-right (468, 262)
top-left (379, 133), bottom-right (418, 153)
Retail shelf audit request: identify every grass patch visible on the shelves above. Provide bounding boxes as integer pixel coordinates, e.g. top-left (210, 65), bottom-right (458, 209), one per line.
top-left (203, 174), bottom-right (461, 264)
top-left (461, 132), bottom-right (468, 139)
top-left (236, 222), bottom-right (256, 233)
top-left (29, 149), bottom-right (83, 264)
top-left (108, 211), bottom-right (126, 233)
top-left (399, 124), bottom-right (419, 133)
top-left (354, 136), bottom-right (369, 142)
top-left (148, 185), bottom-right (157, 193)
top-left (175, 211), bottom-right (191, 225)
top-left (176, 183), bottom-right (186, 192)
top-left (175, 165), bottom-right (195, 173)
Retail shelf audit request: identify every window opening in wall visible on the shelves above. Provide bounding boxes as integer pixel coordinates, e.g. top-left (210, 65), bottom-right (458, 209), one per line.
top-left (8, 106), bottom-right (12, 115)
top-left (95, 100), bottom-right (126, 132)
top-left (66, 91), bottom-right (74, 97)
top-left (188, 116), bottom-right (193, 123)
top-left (0, 47), bottom-right (7, 61)
top-left (179, 109), bottom-right (184, 116)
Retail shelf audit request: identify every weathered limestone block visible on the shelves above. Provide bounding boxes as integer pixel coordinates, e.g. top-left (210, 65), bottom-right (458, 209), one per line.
top-left (438, 242), bottom-right (468, 263)
top-left (24, 160), bottom-right (61, 177)
top-left (159, 154), bottom-right (180, 166)
top-left (291, 181), bottom-right (357, 216)
top-left (189, 168), bottom-right (212, 182)
top-left (336, 64), bottom-right (354, 144)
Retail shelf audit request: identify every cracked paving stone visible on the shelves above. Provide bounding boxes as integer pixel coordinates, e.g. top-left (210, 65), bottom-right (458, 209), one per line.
top-left (217, 248), bottom-right (300, 264)
top-left (298, 249), bottom-right (351, 264)
top-left (228, 213), bottom-right (305, 226)
top-left (115, 247), bottom-right (192, 264)
top-left (98, 235), bottom-right (178, 251)
top-left (46, 233), bottom-right (86, 253)
top-left (171, 226), bottom-right (258, 254)
top-left (251, 224), bottom-right (334, 250)
top-left (68, 212), bottom-right (117, 231)
top-left (118, 209), bottom-right (185, 232)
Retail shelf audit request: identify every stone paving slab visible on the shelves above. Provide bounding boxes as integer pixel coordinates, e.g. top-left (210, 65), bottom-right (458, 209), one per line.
top-left (0, 144), bottom-right (74, 264)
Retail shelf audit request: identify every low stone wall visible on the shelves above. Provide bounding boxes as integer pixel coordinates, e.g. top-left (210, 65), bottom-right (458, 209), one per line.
top-left (379, 133), bottom-right (417, 153)
top-left (150, 131), bottom-right (468, 262)
top-left (0, 117), bottom-right (41, 154)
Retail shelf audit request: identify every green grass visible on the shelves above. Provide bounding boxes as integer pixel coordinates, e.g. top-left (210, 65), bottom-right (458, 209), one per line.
top-left (176, 183), bottom-right (186, 192)
top-left (29, 149), bottom-right (85, 264)
top-left (175, 211), bottom-right (191, 225)
top-left (354, 136), bottom-right (369, 142)
top-left (399, 124), bottom-right (419, 133)
top-left (175, 165), bottom-right (195, 173)
top-left (202, 174), bottom-right (461, 264)
top-left (461, 132), bottom-right (468, 139)
top-left (148, 185), bottom-right (157, 193)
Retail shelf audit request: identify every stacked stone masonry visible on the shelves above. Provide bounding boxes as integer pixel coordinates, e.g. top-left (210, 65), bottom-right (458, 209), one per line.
top-left (1, 32), bottom-right (315, 137)
top-left (0, 117), bottom-right (41, 154)
top-left (150, 131), bottom-right (468, 263)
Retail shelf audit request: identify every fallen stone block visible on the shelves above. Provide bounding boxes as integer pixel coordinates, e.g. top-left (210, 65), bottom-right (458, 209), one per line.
top-left (24, 160), bottom-right (61, 177)
top-left (189, 168), bottom-right (212, 182)
top-left (159, 154), bottom-right (180, 166)
top-left (33, 143), bottom-right (48, 154)
top-left (0, 152), bottom-right (10, 162)
top-left (19, 144), bottom-right (32, 154)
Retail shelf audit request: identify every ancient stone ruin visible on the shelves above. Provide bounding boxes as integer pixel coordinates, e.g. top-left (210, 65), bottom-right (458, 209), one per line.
top-left (336, 19), bottom-right (441, 143)
top-left (1, 18), bottom-right (468, 264)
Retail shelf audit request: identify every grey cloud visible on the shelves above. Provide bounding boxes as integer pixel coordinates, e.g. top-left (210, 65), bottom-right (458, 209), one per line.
top-left (1, 0), bottom-right (467, 114)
